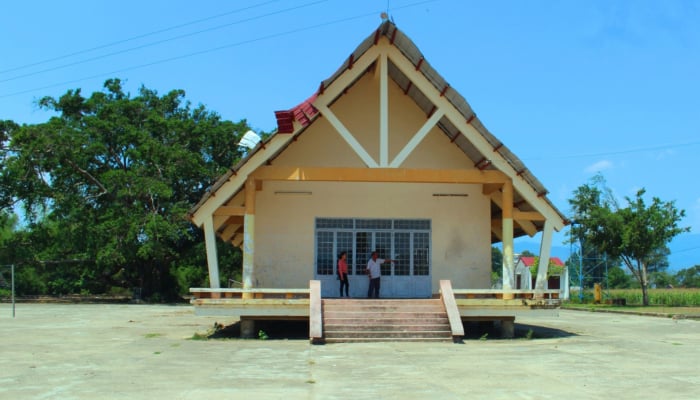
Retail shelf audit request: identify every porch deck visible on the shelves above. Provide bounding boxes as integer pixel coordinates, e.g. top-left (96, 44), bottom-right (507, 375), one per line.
top-left (189, 281), bottom-right (561, 341)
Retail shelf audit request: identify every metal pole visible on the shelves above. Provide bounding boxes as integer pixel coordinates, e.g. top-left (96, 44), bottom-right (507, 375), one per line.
top-left (578, 239), bottom-right (584, 302)
top-left (11, 264), bottom-right (15, 318)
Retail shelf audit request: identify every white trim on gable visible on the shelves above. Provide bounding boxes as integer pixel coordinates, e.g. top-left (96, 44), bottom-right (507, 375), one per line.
top-left (390, 108), bottom-right (445, 168)
top-left (384, 44), bottom-right (565, 231)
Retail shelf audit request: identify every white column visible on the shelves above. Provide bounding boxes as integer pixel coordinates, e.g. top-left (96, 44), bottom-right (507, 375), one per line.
top-left (203, 216), bottom-right (220, 289)
top-left (501, 180), bottom-right (514, 297)
top-left (534, 219), bottom-right (554, 296)
top-left (242, 177), bottom-right (256, 293)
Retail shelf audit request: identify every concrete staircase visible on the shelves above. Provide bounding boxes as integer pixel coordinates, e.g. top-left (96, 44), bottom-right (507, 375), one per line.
top-left (321, 298), bottom-right (453, 343)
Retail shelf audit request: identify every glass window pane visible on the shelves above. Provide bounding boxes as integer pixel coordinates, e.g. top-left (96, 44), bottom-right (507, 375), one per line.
top-left (316, 218), bottom-right (353, 229)
top-left (394, 219), bottom-right (431, 230)
top-left (413, 232), bottom-right (430, 276)
top-left (336, 231), bottom-right (354, 275)
top-left (316, 231), bottom-right (334, 275)
top-left (375, 232), bottom-right (393, 276)
top-left (355, 231), bottom-right (371, 275)
top-left (394, 232), bottom-right (411, 275)
top-left (356, 219), bottom-right (392, 230)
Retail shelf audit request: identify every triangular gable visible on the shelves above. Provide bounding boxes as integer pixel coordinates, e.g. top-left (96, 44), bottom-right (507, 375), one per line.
top-left (189, 21), bottom-right (567, 242)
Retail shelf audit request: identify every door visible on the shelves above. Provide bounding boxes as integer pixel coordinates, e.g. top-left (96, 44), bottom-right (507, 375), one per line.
top-left (315, 219), bottom-right (432, 298)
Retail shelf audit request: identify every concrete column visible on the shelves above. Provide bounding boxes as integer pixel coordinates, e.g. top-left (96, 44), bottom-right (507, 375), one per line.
top-left (501, 180), bottom-right (514, 298)
top-left (534, 219), bottom-right (554, 297)
top-left (241, 177), bottom-right (256, 337)
top-left (242, 177), bottom-right (256, 294)
top-left (202, 216), bottom-right (220, 289)
top-left (501, 319), bottom-right (515, 339)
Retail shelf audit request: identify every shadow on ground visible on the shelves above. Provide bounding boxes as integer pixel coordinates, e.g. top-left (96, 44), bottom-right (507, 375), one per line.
top-left (196, 320), bottom-right (577, 341)
top-left (203, 320), bottom-right (310, 340)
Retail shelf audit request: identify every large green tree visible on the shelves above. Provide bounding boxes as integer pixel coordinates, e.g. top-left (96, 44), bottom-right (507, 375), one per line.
top-left (1, 79), bottom-right (250, 299)
top-left (569, 175), bottom-right (689, 305)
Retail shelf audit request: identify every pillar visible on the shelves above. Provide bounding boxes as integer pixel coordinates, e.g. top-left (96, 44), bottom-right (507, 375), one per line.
top-left (241, 177), bottom-right (256, 337)
top-left (501, 180), bottom-right (514, 299)
top-left (203, 216), bottom-right (220, 289)
top-left (534, 219), bottom-right (554, 298)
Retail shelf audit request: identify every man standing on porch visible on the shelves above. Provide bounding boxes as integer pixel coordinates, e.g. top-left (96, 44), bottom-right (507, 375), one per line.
top-left (366, 251), bottom-right (396, 299)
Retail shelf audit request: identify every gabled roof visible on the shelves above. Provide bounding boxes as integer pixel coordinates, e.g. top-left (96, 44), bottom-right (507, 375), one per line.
top-left (189, 20), bottom-right (569, 241)
top-left (518, 256), bottom-right (565, 267)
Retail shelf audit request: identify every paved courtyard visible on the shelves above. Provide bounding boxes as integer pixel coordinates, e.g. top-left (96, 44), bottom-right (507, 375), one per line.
top-left (1, 303), bottom-right (698, 399)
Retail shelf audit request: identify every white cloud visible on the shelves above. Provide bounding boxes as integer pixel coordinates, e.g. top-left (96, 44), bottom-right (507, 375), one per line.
top-left (584, 160), bottom-right (613, 174)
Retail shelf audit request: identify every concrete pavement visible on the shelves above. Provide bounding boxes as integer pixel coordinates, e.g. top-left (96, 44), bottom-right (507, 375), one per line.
top-left (1, 303), bottom-right (698, 399)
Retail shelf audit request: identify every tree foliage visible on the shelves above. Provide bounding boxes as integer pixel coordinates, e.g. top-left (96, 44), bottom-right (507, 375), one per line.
top-left (568, 175), bottom-right (690, 305)
top-left (675, 265), bottom-right (700, 288)
top-left (0, 79), bottom-right (250, 299)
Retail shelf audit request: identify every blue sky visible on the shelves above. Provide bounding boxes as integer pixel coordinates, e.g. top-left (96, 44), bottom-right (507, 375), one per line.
top-left (1, 0), bottom-right (698, 270)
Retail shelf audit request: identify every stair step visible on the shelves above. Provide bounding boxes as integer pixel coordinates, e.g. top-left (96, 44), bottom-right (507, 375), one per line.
top-left (324, 324), bottom-right (450, 332)
top-left (324, 306), bottom-right (445, 312)
top-left (320, 298), bottom-right (455, 343)
top-left (324, 330), bottom-right (451, 339)
top-left (323, 318), bottom-right (448, 325)
top-left (323, 311), bottom-right (447, 319)
top-left (324, 337), bottom-right (452, 343)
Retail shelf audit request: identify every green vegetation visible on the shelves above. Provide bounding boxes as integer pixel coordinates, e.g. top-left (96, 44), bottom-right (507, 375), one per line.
top-left (568, 175), bottom-right (690, 305)
top-left (1, 80), bottom-right (256, 301)
top-left (603, 288), bottom-right (700, 307)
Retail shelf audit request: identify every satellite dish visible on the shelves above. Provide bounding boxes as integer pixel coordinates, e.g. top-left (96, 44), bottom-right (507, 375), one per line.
top-left (238, 130), bottom-right (261, 149)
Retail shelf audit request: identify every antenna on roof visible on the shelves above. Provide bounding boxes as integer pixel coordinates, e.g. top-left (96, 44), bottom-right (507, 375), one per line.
top-left (238, 130), bottom-right (261, 149)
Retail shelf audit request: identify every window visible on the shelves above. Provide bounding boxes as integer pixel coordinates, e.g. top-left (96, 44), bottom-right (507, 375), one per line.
top-left (315, 218), bottom-right (431, 277)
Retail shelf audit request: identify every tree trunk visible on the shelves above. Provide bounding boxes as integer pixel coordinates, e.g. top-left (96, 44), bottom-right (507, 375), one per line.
top-left (641, 282), bottom-right (650, 306)
top-left (641, 263), bottom-right (649, 306)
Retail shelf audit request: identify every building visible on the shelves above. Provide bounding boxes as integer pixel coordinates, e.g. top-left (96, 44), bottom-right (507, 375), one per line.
top-left (515, 256), bottom-right (569, 299)
top-left (188, 20), bottom-right (568, 341)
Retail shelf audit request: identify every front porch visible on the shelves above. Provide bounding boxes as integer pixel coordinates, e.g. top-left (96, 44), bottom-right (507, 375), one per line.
top-left (189, 280), bottom-right (561, 342)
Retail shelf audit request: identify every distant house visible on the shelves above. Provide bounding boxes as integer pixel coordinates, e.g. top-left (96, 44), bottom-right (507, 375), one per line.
top-left (515, 256), bottom-right (569, 298)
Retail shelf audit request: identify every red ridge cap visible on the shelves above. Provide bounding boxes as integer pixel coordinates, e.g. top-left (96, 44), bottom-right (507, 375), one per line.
top-left (274, 93), bottom-right (319, 134)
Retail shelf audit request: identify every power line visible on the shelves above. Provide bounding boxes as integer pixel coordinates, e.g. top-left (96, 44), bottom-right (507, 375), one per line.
top-left (673, 245), bottom-right (700, 255)
top-left (522, 140), bottom-right (700, 161)
top-left (0, 0), bottom-right (437, 99)
top-left (0, 0), bottom-right (329, 84)
top-left (0, 0), bottom-right (283, 76)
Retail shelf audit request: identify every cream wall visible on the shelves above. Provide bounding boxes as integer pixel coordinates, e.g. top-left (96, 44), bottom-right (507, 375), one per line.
top-left (253, 181), bottom-right (491, 293)
top-left (249, 65), bottom-right (491, 293)
top-left (276, 69), bottom-right (472, 170)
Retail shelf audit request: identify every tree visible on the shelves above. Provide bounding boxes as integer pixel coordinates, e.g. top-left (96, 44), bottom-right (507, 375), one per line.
top-left (1, 79), bottom-right (251, 299)
top-left (606, 266), bottom-right (633, 289)
top-left (569, 175), bottom-right (690, 305)
top-left (675, 265), bottom-right (700, 288)
top-left (491, 246), bottom-right (502, 286)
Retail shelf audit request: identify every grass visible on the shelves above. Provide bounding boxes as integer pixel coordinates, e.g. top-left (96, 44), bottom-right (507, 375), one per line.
top-left (568, 288), bottom-right (700, 307)
top-left (562, 303), bottom-right (700, 318)
top-left (144, 333), bottom-right (163, 339)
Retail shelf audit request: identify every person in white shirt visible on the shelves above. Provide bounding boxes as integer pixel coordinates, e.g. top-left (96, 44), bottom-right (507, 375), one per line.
top-left (366, 251), bottom-right (396, 299)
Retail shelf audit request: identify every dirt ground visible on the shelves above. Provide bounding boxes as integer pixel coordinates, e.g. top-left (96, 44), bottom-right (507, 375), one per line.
top-left (1, 303), bottom-right (698, 399)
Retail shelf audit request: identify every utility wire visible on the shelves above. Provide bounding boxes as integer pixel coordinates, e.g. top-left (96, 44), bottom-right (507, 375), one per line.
top-left (0, 0), bottom-right (329, 84)
top-left (0, 0), bottom-right (437, 99)
top-left (0, 0), bottom-right (283, 75)
top-left (522, 140), bottom-right (700, 161)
